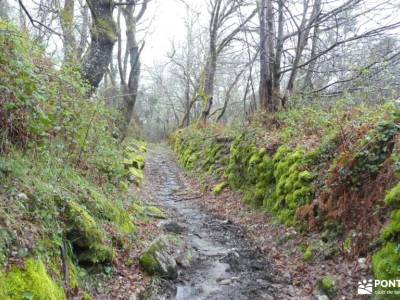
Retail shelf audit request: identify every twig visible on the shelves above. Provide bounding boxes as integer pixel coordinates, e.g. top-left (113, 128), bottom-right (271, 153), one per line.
top-left (75, 109), bottom-right (97, 168)
top-left (18, 0), bottom-right (63, 37)
top-left (175, 195), bottom-right (203, 201)
top-left (60, 240), bottom-right (69, 289)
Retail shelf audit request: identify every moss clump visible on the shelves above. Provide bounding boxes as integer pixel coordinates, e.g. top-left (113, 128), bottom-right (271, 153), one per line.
top-left (225, 134), bottom-right (258, 189)
top-left (65, 201), bottom-right (113, 264)
top-left (373, 242), bottom-right (400, 280)
top-left (123, 141), bottom-right (147, 184)
top-left (373, 182), bottom-right (400, 283)
top-left (212, 182), bottom-right (228, 196)
top-left (85, 188), bottom-right (135, 235)
top-left (0, 259), bottom-right (65, 300)
top-left (144, 206), bottom-right (167, 219)
top-left (385, 183), bottom-right (400, 207)
top-left (317, 276), bottom-right (337, 299)
top-left (124, 153), bottom-right (145, 170)
top-left (266, 146), bottom-right (314, 225)
top-left (303, 246), bottom-right (313, 262)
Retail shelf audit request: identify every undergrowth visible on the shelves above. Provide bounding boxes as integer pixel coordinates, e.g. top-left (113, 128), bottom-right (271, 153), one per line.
top-left (0, 20), bottom-right (149, 298)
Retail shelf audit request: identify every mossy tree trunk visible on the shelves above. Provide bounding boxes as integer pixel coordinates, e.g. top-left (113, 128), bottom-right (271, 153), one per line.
top-left (81, 0), bottom-right (117, 91)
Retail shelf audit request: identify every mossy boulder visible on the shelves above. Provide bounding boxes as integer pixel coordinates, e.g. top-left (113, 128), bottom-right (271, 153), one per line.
top-left (85, 188), bottom-right (136, 235)
top-left (65, 201), bottom-right (113, 265)
top-left (139, 234), bottom-right (187, 279)
top-left (0, 259), bottom-right (66, 300)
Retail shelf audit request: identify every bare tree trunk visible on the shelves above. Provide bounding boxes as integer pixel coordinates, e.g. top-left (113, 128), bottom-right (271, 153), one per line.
top-left (303, 23), bottom-right (320, 90)
top-left (216, 69), bottom-right (244, 122)
top-left (81, 0), bottom-right (117, 91)
top-left (77, 2), bottom-right (89, 60)
top-left (183, 81), bottom-right (191, 127)
top-left (273, 0), bottom-right (284, 105)
top-left (119, 1), bottom-right (148, 139)
top-left (60, 0), bottom-right (76, 63)
top-left (282, 0), bottom-right (321, 105)
top-left (200, 0), bottom-right (221, 123)
top-left (258, 0), bottom-right (276, 112)
top-left (0, 0), bottom-right (10, 20)
top-left (198, 0), bottom-right (256, 123)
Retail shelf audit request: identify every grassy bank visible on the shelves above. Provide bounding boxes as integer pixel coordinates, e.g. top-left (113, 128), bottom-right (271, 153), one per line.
top-left (0, 20), bottom-right (153, 299)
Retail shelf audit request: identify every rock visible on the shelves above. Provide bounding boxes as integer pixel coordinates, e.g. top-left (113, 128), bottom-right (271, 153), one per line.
top-left (129, 294), bottom-right (137, 300)
top-left (139, 234), bottom-right (189, 279)
top-left (358, 257), bottom-right (367, 269)
top-left (219, 278), bottom-right (232, 285)
top-left (16, 193), bottom-right (28, 201)
top-left (260, 294), bottom-right (274, 300)
top-left (317, 276), bottom-right (337, 299)
top-left (163, 221), bottom-right (186, 234)
top-left (176, 251), bottom-right (191, 268)
top-left (282, 271), bottom-right (292, 282)
top-left (316, 295), bottom-right (330, 300)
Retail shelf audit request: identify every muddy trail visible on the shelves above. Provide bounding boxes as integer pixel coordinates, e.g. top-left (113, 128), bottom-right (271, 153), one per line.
top-left (141, 145), bottom-right (294, 300)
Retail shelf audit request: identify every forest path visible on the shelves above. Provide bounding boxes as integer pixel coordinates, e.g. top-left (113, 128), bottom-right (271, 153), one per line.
top-left (141, 144), bottom-right (287, 300)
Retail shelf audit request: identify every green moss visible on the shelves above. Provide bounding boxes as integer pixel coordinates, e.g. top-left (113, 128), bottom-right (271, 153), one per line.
top-left (65, 201), bottom-right (113, 264)
top-left (139, 235), bottom-right (182, 276)
top-left (82, 292), bottom-right (93, 300)
top-left (385, 183), bottom-right (400, 207)
top-left (373, 182), bottom-right (400, 282)
top-left (114, 210), bottom-right (136, 234)
top-left (94, 18), bottom-right (117, 42)
top-left (77, 243), bottom-right (113, 264)
top-left (212, 182), bottom-right (228, 196)
top-left (0, 259), bottom-right (66, 300)
top-left (139, 239), bottom-right (163, 275)
top-left (144, 206), bottom-right (167, 219)
top-left (85, 188), bottom-right (135, 235)
top-left (124, 153), bottom-right (145, 169)
top-left (317, 276), bottom-right (337, 298)
top-left (373, 242), bottom-right (400, 280)
top-left (266, 147), bottom-right (314, 225)
top-left (381, 210), bottom-right (400, 240)
top-left (172, 129), bottom-right (315, 226)
top-left (303, 246), bottom-right (313, 262)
